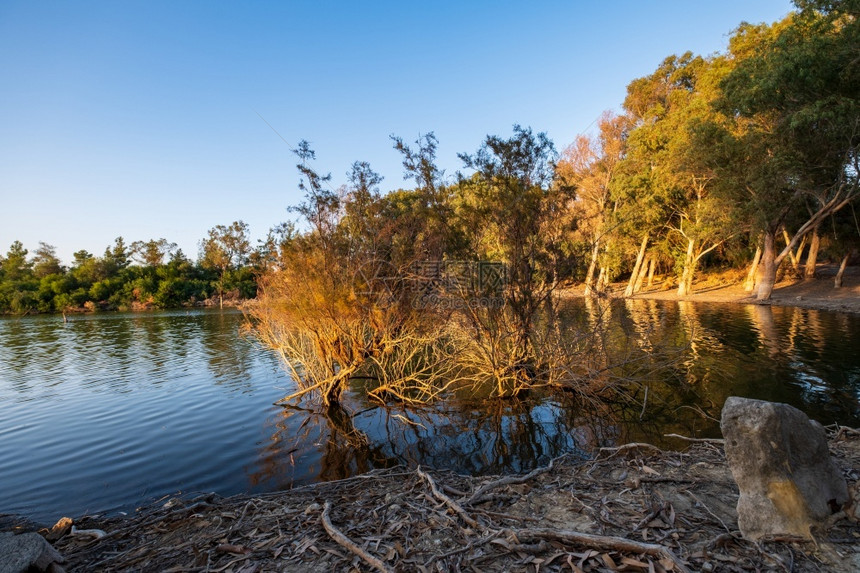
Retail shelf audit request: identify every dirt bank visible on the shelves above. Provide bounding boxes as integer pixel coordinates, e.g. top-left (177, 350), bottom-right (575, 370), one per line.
top-left (567, 265), bottom-right (860, 315)
top-left (32, 431), bottom-right (860, 572)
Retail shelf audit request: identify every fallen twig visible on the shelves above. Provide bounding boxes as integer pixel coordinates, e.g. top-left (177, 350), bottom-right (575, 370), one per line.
top-left (466, 458), bottom-right (555, 505)
top-left (686, 491), bottom-right (731, 534)
top-left (598, 442), bottom-right (664, 459)
top-left (512, 527), bottom-right (691, 573)
top-left (664, 433), bottom-right (726, 445)
top-left (417, 466), bottom-right (479, 528)
top-left (320, 501), bottom-right (393, 573)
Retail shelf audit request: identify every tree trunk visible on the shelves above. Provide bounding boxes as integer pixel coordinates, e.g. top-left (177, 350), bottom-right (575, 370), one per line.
top-left (756, 231), bottom-right (778, 301)
top-left (584, 240), bottom-right (600, 296)
top-left (677, 239), bottom-right (696, 296)
top-left (743, 245), bottom-right (762, 292)
top-left (633, 254), bottom-right (649, 294)
top-left (624, 235), bottom-right (649, 297)
top-left (782, 229), bottom-right (800, 272)
top-left (646, 256), bottom-right (656, 288)
top-left (595, 267), bottom-right (606, 293)
top-left (804, 225), bottom-right (820, 279)
top-left (835, 252), bottom-right (850, 288)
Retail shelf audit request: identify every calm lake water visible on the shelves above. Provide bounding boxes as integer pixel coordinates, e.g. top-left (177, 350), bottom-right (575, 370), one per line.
top-left (1, 302), bottom-right (859, 523)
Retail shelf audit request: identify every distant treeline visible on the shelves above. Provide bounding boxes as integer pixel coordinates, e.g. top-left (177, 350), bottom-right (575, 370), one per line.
top-left (0, 222), bottom-right (271, 314)
top-left (4, 1), bottom-right (859, 317)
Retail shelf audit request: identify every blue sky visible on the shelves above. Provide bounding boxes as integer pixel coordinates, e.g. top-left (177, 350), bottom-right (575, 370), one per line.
top-left (0, 1), bottom-right (795, 265)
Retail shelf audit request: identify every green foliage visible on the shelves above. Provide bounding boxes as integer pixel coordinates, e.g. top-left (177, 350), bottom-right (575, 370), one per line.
top-left (0, 232), bottom-right (258, 314)
top-left (4, 4), bottom-right (858, 314)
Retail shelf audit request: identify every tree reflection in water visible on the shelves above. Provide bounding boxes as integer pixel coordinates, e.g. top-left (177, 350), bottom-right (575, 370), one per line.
top-left (250, 393), bottom-right (644, 489)
top-left (249, 299), bottom-right (860, 491)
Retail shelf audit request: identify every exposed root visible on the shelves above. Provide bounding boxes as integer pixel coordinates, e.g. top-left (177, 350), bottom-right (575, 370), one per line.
top-left (50, 439), bottom-right (860, 573)
top-left (663, 433), bottom-right (726, 445)
top-left (466, 457), bottom-right (555, 505)
top-left (416, 465), bottom-right (479, 528)
top-left (320, 501), bottom-right (392, 573)
top-left (598, 442), bottom-right (666, 458)
top-left (512, 527), bottom-right (692, 573)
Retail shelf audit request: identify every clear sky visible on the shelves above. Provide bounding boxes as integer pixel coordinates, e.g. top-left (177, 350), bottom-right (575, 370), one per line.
top-left (0, 0), bottom-right (795, 265)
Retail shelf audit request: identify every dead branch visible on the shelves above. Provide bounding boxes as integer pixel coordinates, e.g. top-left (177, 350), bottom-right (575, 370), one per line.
top-left (320, 501), bottom-right (393, 573)
top-left (598, 442), bottom-right (665, 458)
top-left (511, 527), bottom-right (691, 573)
top-left (686, 491), bottom-right (731, 534)
top-left (664, 433), bottom-right (725, 445)
top-left (466, 458), bottom-right (555, 505)
top-left (274, 378), bottom-right (331, 404)
top-left (416, 466), bottom-right (479, 528)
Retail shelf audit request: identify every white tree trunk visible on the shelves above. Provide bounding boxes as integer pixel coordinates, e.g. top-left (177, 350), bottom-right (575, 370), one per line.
top-left (804, 225), bottom-right (820, 279)
top-left (624, 235), bottom-right (648, 297)
top-left (756, 231), bottom-right (778, 301)
top-left (633, 254), bottom-right (649, 293)
top-left (595, 267), bottom-right (606, 293)
top-left (835, 253), bottom-right (850, 288)
top-left (783, 229), bottom-right (801, 272)
top-left (646, 256), bottom-right (656, 287)
top-left (677, 238), bottom-right (696, 296)
top-left (743, 245), bottom-right (762, 292)
top-left (584, 240), bottom-right (600, 296)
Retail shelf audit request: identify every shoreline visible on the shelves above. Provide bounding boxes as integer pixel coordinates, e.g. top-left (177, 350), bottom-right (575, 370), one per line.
top-left (31, 433), bottom-right (860, 572)
top-left (563, 266), bottom-right (860, 315)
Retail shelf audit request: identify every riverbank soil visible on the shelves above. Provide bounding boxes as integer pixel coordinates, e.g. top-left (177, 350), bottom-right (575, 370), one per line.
top-left (43, 432), bottom-right (860, 572)
top-left (579, 264), bottom-right (860, 314)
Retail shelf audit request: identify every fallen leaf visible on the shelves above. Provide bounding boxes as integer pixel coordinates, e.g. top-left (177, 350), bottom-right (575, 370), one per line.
top-left (216, 544), bottom-right (250, 555)
top-left (602, 552), bottom-right (617, 569)
top-left (621, 556), bottom-right (650, 567)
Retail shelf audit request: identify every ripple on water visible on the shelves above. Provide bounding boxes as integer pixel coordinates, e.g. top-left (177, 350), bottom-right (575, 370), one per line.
top-left (2, 304), bottom-right (860, 523)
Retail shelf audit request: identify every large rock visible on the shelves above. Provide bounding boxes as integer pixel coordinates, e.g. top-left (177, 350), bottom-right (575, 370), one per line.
top-left (0, 531), bottom-right (65, 573)
top-left (720, 396), bottom-right (849, 540)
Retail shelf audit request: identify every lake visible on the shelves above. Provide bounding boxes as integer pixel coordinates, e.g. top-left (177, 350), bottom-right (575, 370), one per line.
top-left (2, 302), bottom-right (859, 523)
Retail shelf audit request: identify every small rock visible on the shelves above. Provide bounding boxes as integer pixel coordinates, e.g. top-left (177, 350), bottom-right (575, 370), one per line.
top-left (43, 517), bottom-right (73, 542)
top-left (163, 498), bottom-right (183, 509)
top-left (721, 397), bottom-right (849, 540)
top-left (304, 503), bottom-right (321, 515)
top-left (0, 531), bottom-right (65, 573)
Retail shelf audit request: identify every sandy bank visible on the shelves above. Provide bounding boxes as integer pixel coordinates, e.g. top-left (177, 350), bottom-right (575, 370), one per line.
top-left (564, 265), bottom-right (860, 315)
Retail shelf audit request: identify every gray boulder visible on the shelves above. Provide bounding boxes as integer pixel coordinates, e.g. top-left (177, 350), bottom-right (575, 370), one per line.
top-left (0, 531), bottom-right (65, 573)
top-left (720, 396), bottom-right (849, 540)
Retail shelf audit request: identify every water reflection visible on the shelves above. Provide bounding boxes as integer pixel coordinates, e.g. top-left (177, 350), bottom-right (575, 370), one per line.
top-left (251, 299), bottom-right (860, 492)
top-left (2, 302), bottom-right (860, 523)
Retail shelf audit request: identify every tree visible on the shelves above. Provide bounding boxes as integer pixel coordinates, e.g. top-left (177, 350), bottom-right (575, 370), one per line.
top-left (1, 241), bottom-right (32, 282)
top-left (619, 53), bottom-right (738, 296)
top-left (251, 222), bottom-right (296, 270)
top-left (102, 236), bottom-right (131, 276)
top-left (392, 133), bottom-right (458, 259)
top-left (716, 9), bottom-right (860, 299)
top-left (557, 112), bottom-right (628, 295)
top-left (200, 221), bottom-right (251, 308)
top-left (131, 238), bottom-right (178, 267)
top-left (457, 125), bottom-right (571, 393)
top-left (32, 242), bottom-right (63, 278)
